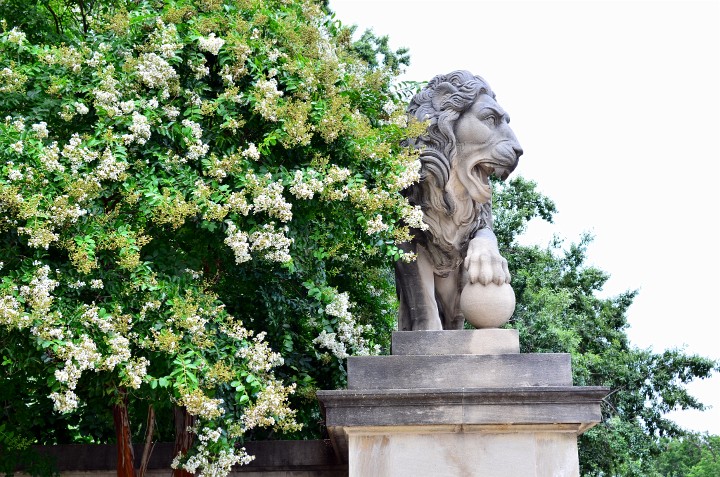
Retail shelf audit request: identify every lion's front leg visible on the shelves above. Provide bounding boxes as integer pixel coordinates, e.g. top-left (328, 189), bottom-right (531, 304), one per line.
top-left (434, 268), bottom-right (465, 330)
top-left (464, 228), bottom-right (511, 285)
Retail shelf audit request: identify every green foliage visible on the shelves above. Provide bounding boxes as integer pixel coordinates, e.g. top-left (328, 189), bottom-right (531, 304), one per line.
top-left (651, 434), bottom-right (720, 477)
top-left (0, 422), bottom-right (58, 477)
top-left (0, 0), bottom-right (425, 472)
top-left (493, 177), bottom-right (719, 476)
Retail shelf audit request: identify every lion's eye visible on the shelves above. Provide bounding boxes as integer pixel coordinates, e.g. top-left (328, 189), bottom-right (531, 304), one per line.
top-left (482, 115), bottom-right (497, 127)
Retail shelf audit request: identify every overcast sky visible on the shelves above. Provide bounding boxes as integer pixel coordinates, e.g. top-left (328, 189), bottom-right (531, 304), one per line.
top-left (330, 0), bottom-right (720, 434)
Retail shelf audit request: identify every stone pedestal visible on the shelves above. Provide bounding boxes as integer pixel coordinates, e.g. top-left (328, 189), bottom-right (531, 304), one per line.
top-left (317, 330), bottom-right (608, 477)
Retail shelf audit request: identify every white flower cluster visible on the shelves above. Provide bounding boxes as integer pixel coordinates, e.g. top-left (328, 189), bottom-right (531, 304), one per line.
top-left (19, 265), bottom-right (58, 314)
top-left (226, 192), bottom-right (251, 216)
top-left (365, 214), bottom-right (389, 235)
top-left (389, 160), bottom-right (421, 191)
top-left (179, 389), bottom-right (225, 420)
top-left (6, 27), bottom-right (26, 45)
top-left (224, 222), bottom-right (251, 264)
top-left (241, 143), bottom-right (260, 161)
top-left (180, 120), bottom-right (209, 160)
top-left (49, 390), bottom-right (79, 413)
top-left (7, 165), bottom-right (23, 179)
top-left (123, 112), bottom-right (151, 145)
top-left (149, 19), bottom-right (182, 59)
top-left (325, 165), bottom-right (351, 184)
top-left (172, 426), bottom-right (254, 477)
top-left (402, 205), bottom-right (428, 231)
top-left (17, 226), bottom-right (60, 249)
top-left (254, 78), bottom-right (283, 121)
top-left (96, 148), bottom-right (127, 181)
top-left (9, 141), bottom-right (23, 154)
top-left (122, 357), bottom-right (149, 389)
top-left (31, 122), bottom-right (49, 139)
top-left (182, 119), bottom-right (203, 140)
top-left (0, 66), bottom-right (27, 93)
top-left (81, 305), bottom-right (114, 333)
top-left (186, 139), bottom-right (210, 161)
top-left (103, 335), bottom-right (131, 370)
top-left (0, 294), bottom-right (23, 328)
top-left (48, 197), bottom-right (87, 225)
top-left (236, 332), bottom-right (283, 373)
top-left (249, 223), bottom-right (293, 263)
top-left (39, 142), bottom-right (63, 172)
top-left (224, 218), bottom-right (293, 264)
top-left (242, 379), bottom-right (299, 432)
top-left (51, 334), bottom-right (103, 412)
top-left (135, 52), bottom-right (178, 90)
top-left (289, 170), bottom-right (324, 200)
top-left (92, 75), bottom-right (121, 116)
top-left (382, 99), bottom-right (397, 115)
top-left (62, 133), bottom-right (98, 173)
top-left (252, 182), bottom-right (292, 222)
top-left (198, 33), bottom-right (225, 56)
top-left (313, 291), bottom-right (375, 359)
top-left (74, 102), bottom-right (90, 115)
top-left (163, 104), bottom-right (180, 119)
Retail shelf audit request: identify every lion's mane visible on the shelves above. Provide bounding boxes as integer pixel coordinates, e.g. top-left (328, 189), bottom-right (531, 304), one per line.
top-left (405, 70), bottom-right (495, 275)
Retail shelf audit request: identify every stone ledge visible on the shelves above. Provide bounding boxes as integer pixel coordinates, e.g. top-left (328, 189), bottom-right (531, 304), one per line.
top-left (391, 329), bottom-right (520, 355)
top-left (347, 353), bottom-right (572, 389)
top-left (318, 386), bottom-right (608, 465)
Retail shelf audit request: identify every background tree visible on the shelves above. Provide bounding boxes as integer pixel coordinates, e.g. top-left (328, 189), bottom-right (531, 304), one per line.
top-left (492, 177), bottom-right (719, 476)
top-left (0, 0), bottom-right (422, 473)
top-left (0, 1), bottom-right (717, 475)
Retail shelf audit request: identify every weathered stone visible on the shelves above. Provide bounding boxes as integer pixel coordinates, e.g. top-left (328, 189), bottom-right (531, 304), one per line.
top-left (347, 427), bottom-right (580, 477)
top-left (347, 353), bottom-right (572, 389)
top-left (319, 387), bottom-right (606, 429)
top-left (391, 329), bottom-right (520, 355)
top-left (396, 71), bottom-right (523, 331)
top-left (318, 385), bottom-right (608, 474)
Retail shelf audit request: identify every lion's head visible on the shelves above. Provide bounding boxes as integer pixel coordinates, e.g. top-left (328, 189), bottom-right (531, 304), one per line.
top-left (405, 71), bottom-right (523, 273)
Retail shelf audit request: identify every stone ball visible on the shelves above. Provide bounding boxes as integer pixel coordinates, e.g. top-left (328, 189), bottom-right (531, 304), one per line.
top-left (459, 282), bottom-right (516, 329)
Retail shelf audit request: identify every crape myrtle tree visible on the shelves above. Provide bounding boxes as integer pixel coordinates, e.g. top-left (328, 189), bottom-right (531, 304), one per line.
top-left (0, 0), bottom-right (717, 475)
top-left (0, 0), bottom-right (424, 474)
top-left (492, 177), bottom-right (719, 476)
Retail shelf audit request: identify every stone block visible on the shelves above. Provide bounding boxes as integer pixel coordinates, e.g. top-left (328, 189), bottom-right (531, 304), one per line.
top-left (347, 427), bottom-right (581, 477)
top-left (391, 329), bottom-right (520, 355)
top-left (347, 353), bottom-right (572, 390)
top-left (319, 387), bottom-right (606, 429)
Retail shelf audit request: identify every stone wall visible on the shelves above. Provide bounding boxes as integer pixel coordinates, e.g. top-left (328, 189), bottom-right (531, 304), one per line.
top-left (23, 441), bottom-right (347, 477)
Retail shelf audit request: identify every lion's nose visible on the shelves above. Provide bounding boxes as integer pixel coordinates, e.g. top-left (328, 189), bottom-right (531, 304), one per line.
top-left (513, 146), bottom-right (523, 159)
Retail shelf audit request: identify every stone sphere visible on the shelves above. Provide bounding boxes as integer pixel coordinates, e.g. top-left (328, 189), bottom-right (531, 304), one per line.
top-left (460, 282), bottom-right (516, 329)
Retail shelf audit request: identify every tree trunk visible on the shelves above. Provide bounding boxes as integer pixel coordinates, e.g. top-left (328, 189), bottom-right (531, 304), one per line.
top-left (172, 406), bottom-right (196, 477)
top-left (112, 388), bottom-right (136, 477)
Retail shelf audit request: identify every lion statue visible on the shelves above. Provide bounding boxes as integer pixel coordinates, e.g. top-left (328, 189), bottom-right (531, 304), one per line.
top-left (396, 70), bottom-right (523, 331)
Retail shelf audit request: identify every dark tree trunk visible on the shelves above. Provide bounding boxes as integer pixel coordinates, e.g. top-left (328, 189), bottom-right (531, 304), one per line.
top-left (172, 406), bottom-right (196, 477)
top-left (112, 389), bottom-right (136, 477)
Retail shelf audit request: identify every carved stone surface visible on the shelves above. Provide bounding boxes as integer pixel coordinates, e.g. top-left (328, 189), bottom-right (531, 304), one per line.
top-left (396, 71), bottom-right (523, 331)
top-left (391, 329), bottom-right (520, 355)
top-left (346, 354), bottom-right (572, 390)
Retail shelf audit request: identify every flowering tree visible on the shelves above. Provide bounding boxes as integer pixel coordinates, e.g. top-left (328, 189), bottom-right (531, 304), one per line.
top-left (0, 0), bottom-right (424, 474)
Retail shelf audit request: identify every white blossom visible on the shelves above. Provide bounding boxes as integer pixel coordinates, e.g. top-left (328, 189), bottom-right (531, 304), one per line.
top-left (198, 33), bottom-right (225, 55)
top-left (31, 121), bottom-right (49, 138)
top-left (6, 27), bottom-right (26, 45)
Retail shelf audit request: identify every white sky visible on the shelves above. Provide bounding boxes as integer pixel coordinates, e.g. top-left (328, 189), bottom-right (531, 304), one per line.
top-left (330, 0), bottom-right (720, 434)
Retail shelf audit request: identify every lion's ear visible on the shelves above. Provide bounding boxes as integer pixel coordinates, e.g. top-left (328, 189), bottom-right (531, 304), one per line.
top-left (431, 82), bottom-right (458, 110)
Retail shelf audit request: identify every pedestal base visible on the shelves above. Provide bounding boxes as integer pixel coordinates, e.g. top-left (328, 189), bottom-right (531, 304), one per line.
top-left (317, 330), bottom-right (608, 477)
top-left (348, 425), bottom-right (580, 477)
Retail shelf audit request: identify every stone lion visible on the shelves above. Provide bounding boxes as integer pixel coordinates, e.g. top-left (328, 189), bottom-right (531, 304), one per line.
top-left (396, 70), bottom-right (523, 331)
